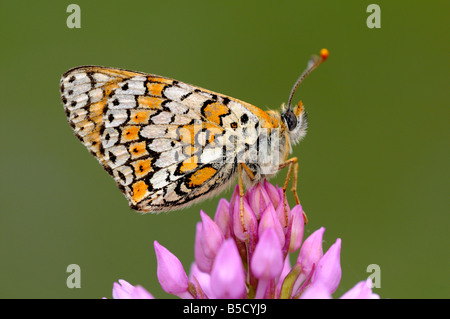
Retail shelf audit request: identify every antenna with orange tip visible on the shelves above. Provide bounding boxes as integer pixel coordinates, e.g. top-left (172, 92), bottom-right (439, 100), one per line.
top-left (287, 48), bottom-right (329, 110)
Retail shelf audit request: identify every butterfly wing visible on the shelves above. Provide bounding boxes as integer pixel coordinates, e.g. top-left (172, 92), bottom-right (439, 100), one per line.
top-left (60, 66), bottom-right (266, 212)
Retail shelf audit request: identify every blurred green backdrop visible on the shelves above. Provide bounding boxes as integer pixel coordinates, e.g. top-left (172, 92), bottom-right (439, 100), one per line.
top-left (0, 0), bottom-right (448, 299)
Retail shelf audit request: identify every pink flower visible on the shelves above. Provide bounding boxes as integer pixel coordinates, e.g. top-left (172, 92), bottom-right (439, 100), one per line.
top-left (251, 228), bottom-right (284, 298)
top-left (210, 239), bottom-right (246, 299)
top-left (109, 279), bottom-right (154, 299)
top-left (309, 238), bottom-right (342, 294)
top-left (340, 279), bottom-right (380, 299)
top-left (105, 181), bottom-right (381, 299)
top-left (286, 204), bottom-right (304, 253)
top-left (199, 210), bottom-right (224, 260)
top-left (154, 241), bottom-right (191, 299)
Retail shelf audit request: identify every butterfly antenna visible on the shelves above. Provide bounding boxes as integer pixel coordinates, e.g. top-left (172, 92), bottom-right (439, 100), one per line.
top-left (287, 48), bottom-right (329, 110)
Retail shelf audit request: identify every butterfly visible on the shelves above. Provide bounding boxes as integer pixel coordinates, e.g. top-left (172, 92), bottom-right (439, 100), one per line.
top-left (60, 49), bottom-right (328, 216)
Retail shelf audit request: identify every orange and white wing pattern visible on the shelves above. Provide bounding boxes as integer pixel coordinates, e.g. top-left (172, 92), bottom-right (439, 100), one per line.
top-left (60, 66), bottom-right (272, 212)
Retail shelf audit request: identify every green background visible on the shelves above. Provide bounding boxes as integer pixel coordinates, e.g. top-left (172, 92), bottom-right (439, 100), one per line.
top-left (0, 0), bottom-right (448, 299)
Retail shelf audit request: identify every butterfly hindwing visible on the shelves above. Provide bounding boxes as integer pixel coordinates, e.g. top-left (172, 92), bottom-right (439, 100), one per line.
top-left (60, 66), bottom-right (262, 212)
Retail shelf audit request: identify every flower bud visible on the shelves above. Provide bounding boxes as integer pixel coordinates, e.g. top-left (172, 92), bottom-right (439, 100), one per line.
top-left (310, 238), bottom-right (342, 294)
top-left (287, 205), bottom-right (304, 253)
top-left (251, 228), bottom-right (283, 280)
top-left (210, 239), bottom-right (246, 299)
top-left (258, 203), bottom-right (285, 248)
top-left (339, 278), bottom-right (380, 299)
top-left (200, 210), bottom-right (224, 259)
top-left (297, 227), bottom-right (325, 276)
top-left (154, 241), bottom-right (191, 298)
top-left (112, 279), bottom-right (154, 299)
top-left (231, 194), bottom-right (257, 243)
top-left (214, 199), bottom-right (231, 237)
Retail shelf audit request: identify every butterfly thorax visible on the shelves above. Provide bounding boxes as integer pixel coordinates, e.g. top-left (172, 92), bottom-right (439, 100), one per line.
top-left (239, 110), bottom-right (290, 186)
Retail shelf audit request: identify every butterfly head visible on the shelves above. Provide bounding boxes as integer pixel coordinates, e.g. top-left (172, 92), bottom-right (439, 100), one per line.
top-left (281, 101), bottom-right (308, 145)
top-left (281, 48), bottom-right (328, 145)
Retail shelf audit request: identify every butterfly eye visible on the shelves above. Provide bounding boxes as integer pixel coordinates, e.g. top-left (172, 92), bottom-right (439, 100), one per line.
top-left (282, 111), bottom-right (297, 131)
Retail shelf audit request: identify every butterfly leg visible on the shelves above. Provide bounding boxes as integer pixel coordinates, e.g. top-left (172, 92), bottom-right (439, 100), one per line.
top-left (238, 163), bottom-right (255, 231)
top-left (278, 157), bottom-right (308, 224)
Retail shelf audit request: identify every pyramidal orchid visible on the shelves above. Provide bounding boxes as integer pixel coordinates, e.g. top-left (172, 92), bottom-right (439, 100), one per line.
top-left (107, 180), bottom-right (380, 299)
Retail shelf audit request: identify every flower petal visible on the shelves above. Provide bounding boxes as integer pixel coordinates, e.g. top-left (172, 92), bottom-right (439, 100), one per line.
top-left (111, 280), bottom-right (153, 299)
top-left (287, 204), bottom-right (304, 253)
top-left (194, 222), bottom-right (213, 273)
top-left (231, 194), bottom-right (258, 243)
top-left (247, 182), bottom-right (272, 218)
top-left (258, 203), bottom-right (285, 248)
top-left (154, 241), bottom-right (190, 297)
top-left (297, 227), bottom-right (325, 276)
top-left (200, 210), bottom-right (224, 259)
top-left (189, 262), bottom-right (213, 299)
top-left (263, 180), bottom-right (282, 209)
top-left (251, 228), bottom-right (283, 280)
top-left (210, 239), bottom-right (246, 299)
top-left (276, 256), bottom-right (293, 297)
top-left (275, 192), bottom-right (291, 228)
top-left (214, 199), bottom-right (231, 237)
top-left (340, 279), bottom-right (380, 299)
top-left (112, 279), bottom-right (134, 299)
top-left (130, 285), bottom-right (154, 299)
top-left (310, 238), bottom-right (342, 294)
